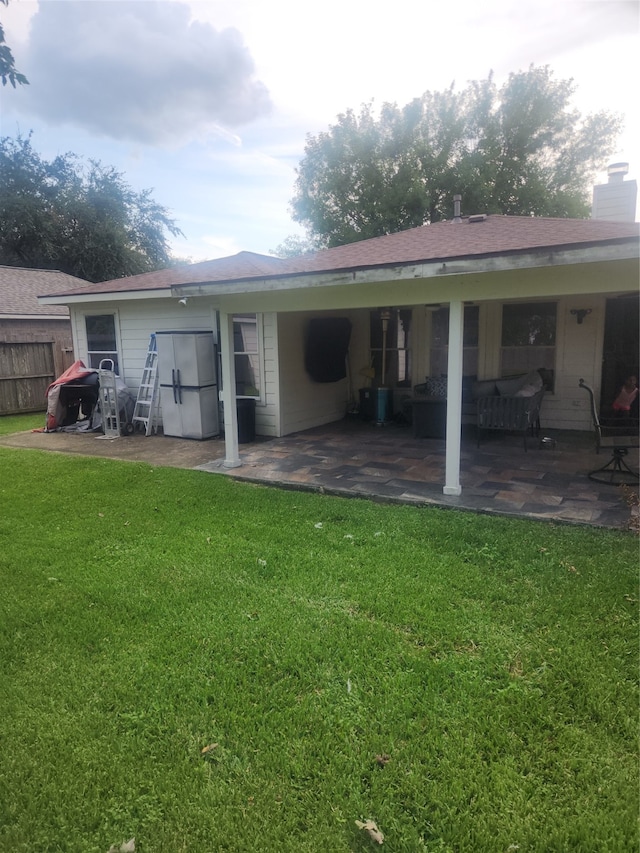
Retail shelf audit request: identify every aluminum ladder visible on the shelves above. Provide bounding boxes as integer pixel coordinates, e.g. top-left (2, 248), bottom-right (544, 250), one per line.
top-left (97, 359), bottom-right (120, 438)
top-left (132, 334), bottom-right (159, 436)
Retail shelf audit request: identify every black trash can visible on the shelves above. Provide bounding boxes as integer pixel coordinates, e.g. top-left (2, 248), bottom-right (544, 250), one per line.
top-left (236, 397), bottom-right (256, 443)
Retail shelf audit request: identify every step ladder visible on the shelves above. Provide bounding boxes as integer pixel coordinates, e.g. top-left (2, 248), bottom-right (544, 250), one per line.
top-left (97, 359), bottom-right (120, 439)
top-left (132, 334), bottom-right (159, 436)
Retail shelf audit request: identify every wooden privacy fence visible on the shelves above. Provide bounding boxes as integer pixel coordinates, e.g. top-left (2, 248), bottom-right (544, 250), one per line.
top-left (0, 341), bottom-right (57, 415)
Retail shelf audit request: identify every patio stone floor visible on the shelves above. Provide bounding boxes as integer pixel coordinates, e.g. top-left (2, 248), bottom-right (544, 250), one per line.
top-left (196, 419), bottom-right (638, 531)
top-left (1, 418), bottom-right (637, 530)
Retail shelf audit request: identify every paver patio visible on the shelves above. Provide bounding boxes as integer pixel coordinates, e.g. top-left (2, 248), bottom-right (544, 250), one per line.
top-left (1, 418), bottom-right (637, 530)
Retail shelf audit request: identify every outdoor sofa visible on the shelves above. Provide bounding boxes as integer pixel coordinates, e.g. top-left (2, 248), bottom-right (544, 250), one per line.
top-left (410, 369), bottom-right (549, 451)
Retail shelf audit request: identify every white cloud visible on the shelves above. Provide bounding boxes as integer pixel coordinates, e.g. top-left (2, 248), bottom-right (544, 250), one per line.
top-left (1, 0), bottom-right (638, 258)
top-left (13, 0), bottom-right (271, 145)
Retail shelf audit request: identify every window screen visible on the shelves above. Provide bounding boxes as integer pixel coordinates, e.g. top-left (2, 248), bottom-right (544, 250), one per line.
top-left (86, 315), bottom-right (118, 373)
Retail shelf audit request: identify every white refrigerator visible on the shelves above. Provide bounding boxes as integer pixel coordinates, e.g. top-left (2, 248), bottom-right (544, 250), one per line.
top-left (156, 331), bottom-right (219, 439)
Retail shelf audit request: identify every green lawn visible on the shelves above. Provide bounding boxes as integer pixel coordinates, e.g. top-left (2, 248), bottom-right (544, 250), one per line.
top-left (0, 410), bottom-right (45, 435)
top-left (0, 424), bottom-right (638, 852)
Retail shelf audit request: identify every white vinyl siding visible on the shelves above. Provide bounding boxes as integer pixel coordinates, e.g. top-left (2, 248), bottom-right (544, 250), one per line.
top-left (72, 300), bottom-right (217, 388)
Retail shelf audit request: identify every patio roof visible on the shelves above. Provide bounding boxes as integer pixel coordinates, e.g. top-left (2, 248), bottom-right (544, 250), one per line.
top-left (39, 215), bottom-right (640, 303)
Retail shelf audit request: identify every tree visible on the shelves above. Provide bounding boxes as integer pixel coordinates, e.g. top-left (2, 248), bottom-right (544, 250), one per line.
top-left (269, 233), bottom-right (322, 258)
top-left (291, 66), bottom-right (623, 248)
top-left (0, 133), bottom-right (183, 281)
top-left (0, 0), bottom-right (28, 86)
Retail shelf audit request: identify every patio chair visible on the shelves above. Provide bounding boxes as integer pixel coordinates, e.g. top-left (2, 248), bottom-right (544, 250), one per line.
top-left (578, 379), bottom-right (639, 483)
top-left (476, 388), bottom-right (544, 452)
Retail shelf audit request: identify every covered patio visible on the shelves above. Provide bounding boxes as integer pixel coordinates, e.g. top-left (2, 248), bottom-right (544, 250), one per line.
top-left (1, 418), bottom-right (636, 529)
top-left (37, 213), bottom-right (639, 510)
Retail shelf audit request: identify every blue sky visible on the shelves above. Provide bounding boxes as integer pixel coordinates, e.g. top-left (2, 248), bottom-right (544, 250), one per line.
top-left (1, 0), bottom-right (638, 262)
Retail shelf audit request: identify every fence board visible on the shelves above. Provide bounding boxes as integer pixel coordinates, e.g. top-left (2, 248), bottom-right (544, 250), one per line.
top-left (0, 341), bottom-right (55, 414)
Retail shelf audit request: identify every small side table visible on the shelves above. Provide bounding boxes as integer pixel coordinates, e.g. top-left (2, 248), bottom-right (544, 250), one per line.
top-left (411, 397), bottom-right (447, 439)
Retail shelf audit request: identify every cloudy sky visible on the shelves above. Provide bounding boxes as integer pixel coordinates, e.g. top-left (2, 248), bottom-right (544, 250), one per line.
top-left (1, 0), bottom-right (638, 262)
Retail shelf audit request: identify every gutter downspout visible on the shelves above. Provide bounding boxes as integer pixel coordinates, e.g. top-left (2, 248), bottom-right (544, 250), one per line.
top-left (443, 299), bottom-right (463, 496)
top-left (219, 310), bottom-right (242, 468)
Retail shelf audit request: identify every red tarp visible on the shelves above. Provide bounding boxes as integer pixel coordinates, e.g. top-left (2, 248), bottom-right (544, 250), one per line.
top-left (44, 360), bottom-right (97, 431)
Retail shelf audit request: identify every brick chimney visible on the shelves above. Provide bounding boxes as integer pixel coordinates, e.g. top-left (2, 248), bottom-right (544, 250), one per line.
top-left (591, 162), bottom-right (638, 222)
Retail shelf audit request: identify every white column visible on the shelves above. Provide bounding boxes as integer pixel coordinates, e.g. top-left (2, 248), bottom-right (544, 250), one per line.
top-left (443, 300), bottom-right (463, 496)
top-left (219, 310), bottom-right (242, 468)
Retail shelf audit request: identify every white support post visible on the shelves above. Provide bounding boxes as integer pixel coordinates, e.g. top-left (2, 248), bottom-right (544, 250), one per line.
top-left (219, 310), bottom-right (242, 468)
top-left (443, 299), bottom-right (464, 496)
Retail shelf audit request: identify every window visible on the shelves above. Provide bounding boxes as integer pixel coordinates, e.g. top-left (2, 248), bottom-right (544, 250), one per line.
top-left (501, 302), bottom-right (556, 379)
top-left (233, 314), bottom-right (261, 397)
top-left (369, 309), bottom-right (412, 387)
top-left (85, 315), bottom-right (119, 373)
top-left (430, 306), bottom-right (479, 377)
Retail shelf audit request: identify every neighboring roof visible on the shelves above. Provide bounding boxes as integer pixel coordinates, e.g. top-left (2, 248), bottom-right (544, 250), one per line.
top-left (40, 216), bottom-right (640, 301)
top-left (0, 266), bottom-right (92, 319)
top-left (40, 251), bottom-right (289, 298)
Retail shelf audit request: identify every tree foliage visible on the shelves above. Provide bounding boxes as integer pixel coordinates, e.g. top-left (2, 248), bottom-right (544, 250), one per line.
top-left (0, 0), bottom-right (28, 86)
top-left (0, 133), bottom-right (183, 282)
top-left (270, 233), bottom-right (322, 258)
top-left (291, 66), bottom-right (623, 247)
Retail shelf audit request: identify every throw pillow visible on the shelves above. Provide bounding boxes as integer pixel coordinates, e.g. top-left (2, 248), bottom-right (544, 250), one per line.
top-left (425, 377), bottom-right (448, 397)
top-left (520, 370), bottom-right (543, 391)
top-left (496, 377), bottom-right (525, 396)
top-left (514, 384), bottom-right (539, 398)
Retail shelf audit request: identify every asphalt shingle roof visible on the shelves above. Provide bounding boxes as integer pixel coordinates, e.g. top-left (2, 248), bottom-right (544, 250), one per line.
top-left (0, 266), bottom-right (93, 316)
top-left (285, 215), bottom-right (640, 272)
top-left (41, 251), bottom-right (290, 297)
top-left (40, 216), bottom-right (640, 299)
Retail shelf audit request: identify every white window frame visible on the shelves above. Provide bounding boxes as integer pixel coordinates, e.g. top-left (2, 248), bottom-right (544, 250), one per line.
top-left (500, 301), bottom-right (557, 386)
top-left (369, 308), bottom-right (413, 388)
top-left (233, 313), bottom-right (264, 402)
top-left (83, 312), bottom-right (121, 376)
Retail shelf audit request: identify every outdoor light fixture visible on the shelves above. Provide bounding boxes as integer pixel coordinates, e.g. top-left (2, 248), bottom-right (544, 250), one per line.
top-left (570, 308), bottom-right (592, 324)
top-left (178, 297), bottom-right (188, 306)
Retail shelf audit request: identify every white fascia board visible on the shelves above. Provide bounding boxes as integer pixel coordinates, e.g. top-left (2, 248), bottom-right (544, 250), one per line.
top-left (0, 312), bottom-right (69, 320)
top-left (172, 241), bottom-right (638, 299)
top-left (38, 288), bottom-right (171, 305)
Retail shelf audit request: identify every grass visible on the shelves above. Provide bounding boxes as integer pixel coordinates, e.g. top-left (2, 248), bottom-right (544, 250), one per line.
top-left (0, 410), bottom-right (45, 435)
top-left (0, 429), bottom-right (638, 852)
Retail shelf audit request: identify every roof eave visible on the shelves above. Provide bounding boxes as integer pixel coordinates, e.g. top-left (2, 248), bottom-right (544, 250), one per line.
top-left (173, 240), bottom-right (639, 298)
top-left (38, 287), bottom-right (173, 305)
top-left (0, 312), bottom-right (70, 320)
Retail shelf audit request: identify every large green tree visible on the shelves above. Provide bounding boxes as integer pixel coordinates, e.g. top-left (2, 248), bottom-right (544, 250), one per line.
top-left (0, 134), bottom-right (183, 282)
top-left (0, 0), bottom-right (28, 86)
top-left (291, 66), bottom-right (623, 248)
